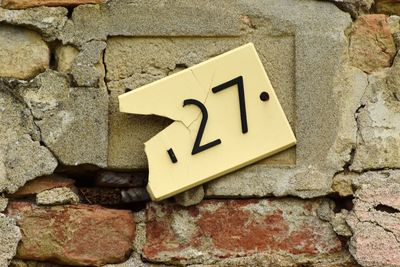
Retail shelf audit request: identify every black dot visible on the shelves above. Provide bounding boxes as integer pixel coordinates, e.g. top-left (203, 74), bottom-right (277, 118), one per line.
top-left (260, 91), bottom-right (269, 102)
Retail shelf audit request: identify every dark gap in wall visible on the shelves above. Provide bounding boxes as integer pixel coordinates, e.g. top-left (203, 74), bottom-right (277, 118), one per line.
top-left (66, 7), bottom-right (74, 19)
top-left (54, 166), bottom-right (150, 212)
top-left (175, 63), bottom-right (188, 69)
top-left (329, 194), bottom-right (354, 213)
top-left (46, 41), bottom-right (62, 71)
top-left (343, 148), bottom-right (356, 174)
top-left (355, 104), bottom-right (366, 115)
top-left (375, 204), bottom-right (399, 213)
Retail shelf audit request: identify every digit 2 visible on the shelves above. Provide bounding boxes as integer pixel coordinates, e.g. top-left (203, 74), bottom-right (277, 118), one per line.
top-left (183, 99), bottom-right (221, 155)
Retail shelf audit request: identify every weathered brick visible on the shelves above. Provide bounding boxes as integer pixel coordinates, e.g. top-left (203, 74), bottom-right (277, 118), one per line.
top-left (7, 202), bottom-right (135, 266)
top-left (143, 199), bottom-right (352, 266)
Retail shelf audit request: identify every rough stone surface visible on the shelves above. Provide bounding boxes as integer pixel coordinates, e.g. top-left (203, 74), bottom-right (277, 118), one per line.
top-left (0, 25), bottom-right (49, 80)
top-left (332, 172), bottom-right (357, 196)
top-left (70, 40), bottom-right (106, 87)
top-left (9, 175), bottom-right (75, 197)
top-left (349, 14), bottom-right (396, 74)
top-left (351, 54), bottom-right (400, 170)
top-left (0, 6), bottom-right (68, 41)
top-left (0, 197), bottom-right (8, 211)
top-left (347, 171), bottom-right (400, 267)
top-left (331, 210), bottom-right (352, 237)
top-left (376, 0), bottom-right (400, 16)
top-left (2, 0), bottom-right (104, 9)
top-left (36, 187), bottom-right (79, 205)
top-left (60, 0), bottom-right (240, 46)
top-left (0, 80), bottom-right (58, 194)
top-left (19, 70), bottom-right (108, 167)
top-left (55, 45), bottom-right (79, 74)
top-left (8, 202), bottom-right (135, 266)
top-left (0, 214), bottom-right (22, 267)
top-left (321, 0), bottom-right (373, 18)
top-left (143, 199), bottom-right (354, 266)
top-left (174, 186), bottom-right (204, 207)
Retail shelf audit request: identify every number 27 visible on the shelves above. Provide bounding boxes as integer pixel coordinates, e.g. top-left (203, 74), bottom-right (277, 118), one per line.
top-left (167, 76), bottom-right (248, 163)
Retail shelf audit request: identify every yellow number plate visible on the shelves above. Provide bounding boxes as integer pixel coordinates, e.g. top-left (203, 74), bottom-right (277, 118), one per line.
top-left (119, 43), bottom-right (296, 201)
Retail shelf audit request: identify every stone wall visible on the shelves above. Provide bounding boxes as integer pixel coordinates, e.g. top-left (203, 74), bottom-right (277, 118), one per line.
top-left (0, 0), bottom-right (399, 266)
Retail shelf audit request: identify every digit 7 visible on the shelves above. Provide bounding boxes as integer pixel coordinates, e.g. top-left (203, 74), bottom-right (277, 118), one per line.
top-left (212, 76), bottom-right (248, 134)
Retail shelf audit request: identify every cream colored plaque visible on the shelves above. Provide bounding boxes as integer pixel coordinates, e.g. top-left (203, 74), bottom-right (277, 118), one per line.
top-left (119, 43), bottom-right (296, 201)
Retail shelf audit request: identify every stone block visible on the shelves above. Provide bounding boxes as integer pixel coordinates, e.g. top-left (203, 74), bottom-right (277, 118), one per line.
top-left (0, 25), bottom-right (49, 80)
top-left (349, 14), bottom-right (396, 73)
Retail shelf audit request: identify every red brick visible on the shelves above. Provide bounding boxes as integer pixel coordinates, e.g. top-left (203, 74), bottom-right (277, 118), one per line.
top-left (143, 199), bottom-right (344, 264)
top-left (7, 202), bottom-right (135, 266)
